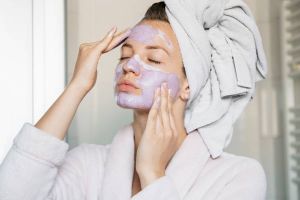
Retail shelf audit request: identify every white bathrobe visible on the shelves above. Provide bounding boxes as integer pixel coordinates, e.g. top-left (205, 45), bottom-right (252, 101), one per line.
top-left (0, 122), bottom-right (267, 200)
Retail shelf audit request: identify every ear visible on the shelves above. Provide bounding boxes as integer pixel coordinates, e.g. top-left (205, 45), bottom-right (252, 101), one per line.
top-left (179, 78), bottom-right (190, 101)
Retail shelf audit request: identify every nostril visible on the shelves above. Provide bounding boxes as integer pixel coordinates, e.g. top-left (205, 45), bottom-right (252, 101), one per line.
top-left (123, 58), bottom-right (141, 75)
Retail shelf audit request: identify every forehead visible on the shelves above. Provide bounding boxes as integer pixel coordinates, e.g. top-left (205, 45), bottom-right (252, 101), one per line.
top-left (125, 20), bottom-right (178, 49)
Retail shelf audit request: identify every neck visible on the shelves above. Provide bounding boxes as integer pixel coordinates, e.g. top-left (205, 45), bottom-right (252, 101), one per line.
top-left (132, 109), bottom-right (149, 152)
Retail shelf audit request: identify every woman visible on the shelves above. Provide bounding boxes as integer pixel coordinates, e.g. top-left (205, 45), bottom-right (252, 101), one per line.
top-left (0, 1), bottom-right (267, 200)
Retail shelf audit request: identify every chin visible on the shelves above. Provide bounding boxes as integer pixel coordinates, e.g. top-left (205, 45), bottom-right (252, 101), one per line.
top-left (114, 91), bottom-right (154, 111)
top-left (117, 102), bottom-right (151, 111)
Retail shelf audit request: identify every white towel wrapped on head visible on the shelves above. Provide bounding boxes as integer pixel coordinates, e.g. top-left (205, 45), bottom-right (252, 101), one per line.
top-left (163, 0), bottom-right (267, 159)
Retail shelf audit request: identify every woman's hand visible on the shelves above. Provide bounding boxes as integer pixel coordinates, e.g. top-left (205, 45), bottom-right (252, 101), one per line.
top-left (70, 26), bottom-right (131, 94)
top-left (135, 82), bottom-right (180, 188)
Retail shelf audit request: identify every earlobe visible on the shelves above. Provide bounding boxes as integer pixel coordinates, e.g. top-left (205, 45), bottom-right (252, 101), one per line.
top-left (179, 80), bottom-right (190, 101)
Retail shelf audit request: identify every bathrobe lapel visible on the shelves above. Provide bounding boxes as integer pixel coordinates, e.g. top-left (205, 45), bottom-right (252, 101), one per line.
top-left (100, 124), bottom-right (135, 200)
top-left (100, 123), bottom-right (210, 200)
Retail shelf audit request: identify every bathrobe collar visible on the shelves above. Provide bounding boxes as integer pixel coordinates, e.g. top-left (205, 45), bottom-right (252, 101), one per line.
top-left (100, 123), bottom-right (211, 199)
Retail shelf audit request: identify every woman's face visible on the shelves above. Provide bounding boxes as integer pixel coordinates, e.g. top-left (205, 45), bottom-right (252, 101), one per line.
top-left (114, 20), bottom-right (185, 110)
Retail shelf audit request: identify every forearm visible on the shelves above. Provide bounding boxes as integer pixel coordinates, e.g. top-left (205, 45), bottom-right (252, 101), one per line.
top-left (35, 81), bottom-right (88, 140)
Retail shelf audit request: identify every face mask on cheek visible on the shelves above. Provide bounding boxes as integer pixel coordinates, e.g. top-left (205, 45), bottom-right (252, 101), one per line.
top-left (113, 54), bottom-right (180, 110)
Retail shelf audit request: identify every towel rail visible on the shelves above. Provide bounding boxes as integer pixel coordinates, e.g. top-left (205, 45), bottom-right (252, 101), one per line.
top-left (291, 154), bottom-right (300, 161)
top-left (288, 57), bottom-right (300, 65)
top-left (288, 34), bottom-right (300, 43)
top-left (291, 129), bottom-right (300, 135)
top-left (286, 0), bottom-right (300, 9)
top-left (287, 9), bottom-right (300, 20)
top-left (290, 119), bottom-right (300, 124)
top-left (291, 141), bottom-right (300, 148)
top-left (287, 21), bottom-right (300, 32)
top-left (289, 107), bottom-right (300, 112)
top-left (291, 166), bottom-right (300, 172)
top-left (292, 178), bottom-right (300, 184)
top-left (283, 0), bottom-right (300, 198)
top-left (288, 46), bottom-right (300, 55)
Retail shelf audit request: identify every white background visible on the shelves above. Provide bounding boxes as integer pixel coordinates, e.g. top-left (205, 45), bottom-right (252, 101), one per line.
top-left (0, 0), bottom-right (65, 163)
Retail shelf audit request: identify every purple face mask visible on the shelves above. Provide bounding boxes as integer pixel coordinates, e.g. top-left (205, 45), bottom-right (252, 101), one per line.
top-left (127, 24), bottom-right (174, 50)
top-left (113, 24), bottom-right (181, 110)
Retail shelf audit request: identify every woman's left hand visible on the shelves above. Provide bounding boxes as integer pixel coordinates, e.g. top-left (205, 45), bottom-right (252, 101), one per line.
top-left (135, 82), bottom-right (180, 188)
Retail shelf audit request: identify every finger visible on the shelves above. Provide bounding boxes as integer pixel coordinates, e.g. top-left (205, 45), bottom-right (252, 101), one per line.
top-left (145, 87), bottom-right (160, 133)
top-left (155, 88), bottom-right (164, 136)
top-left (154, 88), bottom-right (164, 135)
top-left (159, 82), bottom-right (172, 137)
top-left (168, 88), bottom-right (177, 136)
top-left (103, 28), bottom-right (131, 53)
top-left (94, 26), bottom-right (117, 53)
top-left (156, 110), bottom-right (164, 134)
top-left (86, 28), bottom-right (130, 48)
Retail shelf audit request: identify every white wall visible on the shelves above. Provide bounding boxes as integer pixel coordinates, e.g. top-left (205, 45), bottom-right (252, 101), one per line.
top-left (0, 0), bottom-right (33, 163)
top-left (0, 0), bottom-right (66, 164)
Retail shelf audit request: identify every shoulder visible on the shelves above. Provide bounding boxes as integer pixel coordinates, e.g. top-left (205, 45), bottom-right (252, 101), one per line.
top-left (217, 152), bottom-right (267, 192)
top-left (203, 152), bottom-right (267, 199)
top-left (63, 123), bottom-right (132, 164)
top-left (220, 152), bottom-right (266, 176)
top-left (207, 152), bottom-right (267, 182)
top-left (63, 143), bottom-right (111, 167)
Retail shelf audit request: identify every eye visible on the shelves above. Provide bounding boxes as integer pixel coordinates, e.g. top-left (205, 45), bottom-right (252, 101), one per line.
top-left (148, 58), bottom-right (161, 64)
top-left (118, 57), bottom-right (130, 61)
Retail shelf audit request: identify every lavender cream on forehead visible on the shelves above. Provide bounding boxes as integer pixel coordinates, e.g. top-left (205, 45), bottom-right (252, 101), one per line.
top-left (127, 24), bottom-right (173, 49)
top-left (113, 24), bottom-right (180, 110)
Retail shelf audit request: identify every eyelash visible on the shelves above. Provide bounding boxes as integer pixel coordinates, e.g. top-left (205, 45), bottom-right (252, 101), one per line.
top-left (119, 57), bottom-right (161, 64)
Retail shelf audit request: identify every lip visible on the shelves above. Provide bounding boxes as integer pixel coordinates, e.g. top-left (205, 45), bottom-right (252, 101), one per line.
top-left (117, 79), bottom-right (139, 90)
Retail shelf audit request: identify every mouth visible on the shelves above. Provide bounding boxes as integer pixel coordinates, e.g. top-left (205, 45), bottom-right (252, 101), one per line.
top-left (117, 79), bottom-right (139, 92)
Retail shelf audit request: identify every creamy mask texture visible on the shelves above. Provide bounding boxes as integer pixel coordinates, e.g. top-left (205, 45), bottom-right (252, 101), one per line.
top-left (114, 24), bottom-right (180, 110)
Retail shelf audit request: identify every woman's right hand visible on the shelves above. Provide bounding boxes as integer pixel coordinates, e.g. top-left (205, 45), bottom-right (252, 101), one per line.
top-left (70, 26), bottom-right (131, 94)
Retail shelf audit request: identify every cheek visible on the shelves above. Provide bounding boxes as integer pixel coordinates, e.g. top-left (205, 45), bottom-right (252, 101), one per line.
top-left (113, 64), bottom-right (123, 87)
top-left (137, 69), bottom-right (180, 99)
top-left (113, 56), bottom-right (181, 110)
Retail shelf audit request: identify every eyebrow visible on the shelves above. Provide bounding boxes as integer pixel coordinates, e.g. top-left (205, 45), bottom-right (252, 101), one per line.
top-left (121, 43), bottom-right (170, 56)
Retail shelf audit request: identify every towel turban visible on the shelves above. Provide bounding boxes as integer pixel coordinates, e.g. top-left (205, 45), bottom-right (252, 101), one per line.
top-left (163, 0), bottom-right (268, 158)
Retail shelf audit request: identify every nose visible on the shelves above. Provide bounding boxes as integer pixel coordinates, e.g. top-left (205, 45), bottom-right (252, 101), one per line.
top-left (122, 57), bottom-right (141, 75)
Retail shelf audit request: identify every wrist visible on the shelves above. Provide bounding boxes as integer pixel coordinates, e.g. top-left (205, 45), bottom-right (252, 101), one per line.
top-left (67, 80), bottom-right (90, 97)
top-left (138, 169), bottom-right (165, 189)
top-left (66, 81), bottom-right (89, 100)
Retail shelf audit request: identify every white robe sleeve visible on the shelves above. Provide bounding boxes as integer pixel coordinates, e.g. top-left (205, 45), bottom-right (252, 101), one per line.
top-left (0, 123), bottom-right (94, 200)
top-left (131, 175), bottom-right (180, 200)
top-left (215, 159), bottom-right (267, 200)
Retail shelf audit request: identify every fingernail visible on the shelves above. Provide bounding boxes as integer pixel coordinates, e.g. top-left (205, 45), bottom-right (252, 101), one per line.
top-left (108, 26), bottom-right (117, 37)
